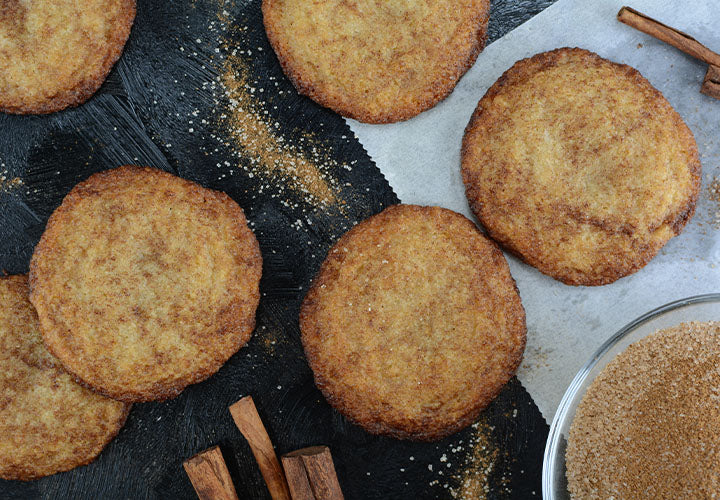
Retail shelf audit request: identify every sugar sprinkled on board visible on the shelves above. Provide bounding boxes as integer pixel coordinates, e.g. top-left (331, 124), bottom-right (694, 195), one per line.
top-left (422, 418), bottom-right (506, 498)
top-left (209, 6), bottom-right (345, 209)
top-left (0, 170), bottom-right (23, 193)
top-left (446, 420), bottom-right (499, 499)
top-left (257, 325), bottom-right (282, 356)
top-left (218, 62), bottom-right (339, 206)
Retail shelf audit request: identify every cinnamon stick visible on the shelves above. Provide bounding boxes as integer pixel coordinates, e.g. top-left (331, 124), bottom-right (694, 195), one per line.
top-left (281, 454), bottom-right (316, 500)
top-left (701, 64), bottom-right (720, 99)
top-left (617, 7), bottom-right (720, 68)
top-left (183, 445), bottom-right (239, 500)
top-left (229, 396), bottom-right (291, 500)
top-left (282, 447), bottom-right (344, 500)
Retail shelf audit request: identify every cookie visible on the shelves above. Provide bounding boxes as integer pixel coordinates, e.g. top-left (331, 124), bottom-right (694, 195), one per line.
top-left (262, 0), bottom-right (489, 123)
top-left (30, 166), bottom-right (263, 402)
top-left (461, 48), bottom-right (701, 286)
top-left (300, 204), bottom-right (526, 440)
top-left (0, 0), bottom-right (135, 114)
top-left (0, 275), bottom-right (129, 481)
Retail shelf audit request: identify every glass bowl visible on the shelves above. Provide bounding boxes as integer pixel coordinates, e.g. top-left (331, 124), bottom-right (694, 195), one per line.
top-left (542, 293), bottom-right (720, 500)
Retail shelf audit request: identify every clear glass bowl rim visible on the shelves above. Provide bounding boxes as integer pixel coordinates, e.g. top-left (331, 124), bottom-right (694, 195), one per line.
top-left (542, 293), bottom-right (720, 499)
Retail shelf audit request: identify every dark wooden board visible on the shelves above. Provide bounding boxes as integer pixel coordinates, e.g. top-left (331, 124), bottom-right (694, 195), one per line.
top-left (0, 0), bottom-right (554, 498)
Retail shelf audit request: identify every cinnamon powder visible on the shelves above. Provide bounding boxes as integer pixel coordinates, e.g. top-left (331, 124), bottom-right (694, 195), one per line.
top-left (215, 7), bottom-right (342, 208)
top-left (219, 60), bottom-right (340, 207)
top-left (567, 321), bottom-right (720, 498)
top-left (449, 422), bottom-right (498, 499)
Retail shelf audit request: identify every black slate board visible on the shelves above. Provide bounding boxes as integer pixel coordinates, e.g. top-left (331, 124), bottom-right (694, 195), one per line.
top-left (0, 0), bottom-right (555, 498)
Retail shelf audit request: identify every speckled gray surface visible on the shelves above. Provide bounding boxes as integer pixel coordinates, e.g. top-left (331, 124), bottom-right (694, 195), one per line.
top-left (350, 0), bottom-right (720, 423)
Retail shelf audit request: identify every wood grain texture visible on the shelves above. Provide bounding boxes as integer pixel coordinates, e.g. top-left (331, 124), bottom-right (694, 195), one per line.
top-left (230, 397), bottom-right (291, 500)
top-left (183, 446), bottom-right (239, 500)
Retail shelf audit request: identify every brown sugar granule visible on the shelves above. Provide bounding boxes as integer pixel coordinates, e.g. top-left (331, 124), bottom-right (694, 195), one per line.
top-left (447, 420), bottom-right (502, 499)
top-left (566, 321), bottom-right (720, 499)
top-left (0, 172), bottom-right (23, 193)
top-left (220, 59), bottom-right (339, 206)
top-left (214, 7), bottom-right (341, 208)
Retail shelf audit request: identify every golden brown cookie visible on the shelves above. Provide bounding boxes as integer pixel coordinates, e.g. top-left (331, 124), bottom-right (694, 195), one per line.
top-left (262, 0), bottom-right (489, 123)
top-left (461, 48), bottom-right (701, 286)
top-left (0, 275), bottom-right (130, 481)
top-left (30, 166), bottom-right (262, 402)
top-left (300, 204), bottom-right (526, 441)
top-left (0, 0), bottom-right (135, 114)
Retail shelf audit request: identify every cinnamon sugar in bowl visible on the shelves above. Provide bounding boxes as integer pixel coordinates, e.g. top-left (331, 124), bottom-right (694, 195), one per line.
top-left (543, 295), bottom-right (720, 499)
top-left (567, 321), bottom-right (720, 498)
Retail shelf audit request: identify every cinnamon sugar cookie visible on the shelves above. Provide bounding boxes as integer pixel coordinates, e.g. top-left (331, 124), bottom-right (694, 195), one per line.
top-left (0, 275), bottom-right (129, 481)
top-left (0, 0), bottom-right (135, 114)
top-left (300, 205), bottom-right (525, 440)
top-left (30, 166), bottom-right (262, 402)
top-left (263, 0), bottom-right (489, 123)
top-left (462, 48), bottom-right (700, 285)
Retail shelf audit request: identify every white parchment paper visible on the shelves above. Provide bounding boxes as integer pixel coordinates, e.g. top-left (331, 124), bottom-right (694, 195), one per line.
top-left (348, 0), bottom-right (720, 422)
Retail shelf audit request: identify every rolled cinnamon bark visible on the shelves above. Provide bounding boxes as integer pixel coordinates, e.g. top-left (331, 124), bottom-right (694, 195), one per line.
top-left (229, 396), bottom-right (291, 500)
